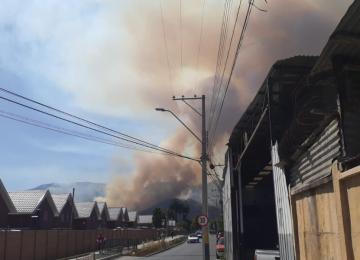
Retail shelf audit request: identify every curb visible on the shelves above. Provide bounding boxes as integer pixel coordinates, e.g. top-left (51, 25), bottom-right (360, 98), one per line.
top-left (144, 237), bottom-right (187, 257)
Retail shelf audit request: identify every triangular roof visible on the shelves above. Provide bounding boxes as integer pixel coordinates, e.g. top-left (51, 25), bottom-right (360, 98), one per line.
top-left (128, 211), bottom-right (138, 222)
top-left (8, 190), bottom-right (59, 216)
top-left (96, 202), bottom-right (110, 220)
top-left (74, 201), bottom-right (101, 220)
top-left (108, 207), bottom-right (122, 221)
top-left (51, 193), bottom-right (79, 218)
top-left (0, 179), bottom-right (16, 213)
top-left (121, 207), bottom-right (128, 222)
top-left (138, 215), bottom-right (152, 225)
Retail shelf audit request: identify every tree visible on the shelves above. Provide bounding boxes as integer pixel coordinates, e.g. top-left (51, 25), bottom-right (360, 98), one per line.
top-left (176, 220), bottom-right (189, 230)
top-left (152, 207), bottom-right (163, 228)
top-left (216, 214), bottom-right (224, 232)
top-left (169, 199), bottom-right (182, 222)
top-left (190, 214), bottom-right (201, 231)
top-left (182, 204), bottom-right (190, 221)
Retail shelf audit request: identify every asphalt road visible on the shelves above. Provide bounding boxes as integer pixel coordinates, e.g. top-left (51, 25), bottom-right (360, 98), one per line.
top-left (119, 235), bottom-right (218, 260)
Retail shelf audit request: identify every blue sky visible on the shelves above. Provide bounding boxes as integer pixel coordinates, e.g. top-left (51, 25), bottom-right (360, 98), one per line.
top-left (0, 0), bottom-right (353, 206)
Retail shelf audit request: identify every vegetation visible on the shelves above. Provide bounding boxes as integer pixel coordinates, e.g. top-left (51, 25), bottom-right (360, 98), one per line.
top-left (176, 220), bottom-right (189, 230)
top-left (169, 199), bottom-right (190, 222)
top-left (133, 236), bottom-right (187, 256)
top-left (216, 214), bottom-right (224, 232)
top-left (152, 207), bottom-right (163, 228)
top-left (190, 214), bottom-right (201, 231)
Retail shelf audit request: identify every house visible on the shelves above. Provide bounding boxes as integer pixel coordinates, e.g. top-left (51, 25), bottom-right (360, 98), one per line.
top-left (7, 190), bottom-right (59, 230)
top-left (138, 215), bottom-right (153, 228)
top-left (126, 211), bottom-right (139, 228)
top-left (96, 202), bottom-right (110, 229)
top-left (0, 179), bottom-right (16, 228)
top-left (73, 202), bottom-right (101, 230)
top-left (107, 207), bottom-right (123, 229)
top-left (52, 193), bottom-right (79, 229)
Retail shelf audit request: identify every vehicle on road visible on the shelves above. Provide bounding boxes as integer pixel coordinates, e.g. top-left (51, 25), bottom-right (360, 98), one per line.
top-left (216, 237), bottom-right (225, 259)
top-left (187, 233), bottom-right (200, 243)
top-left (216, 232), bottom-right (224, 243)
top-left (195, 230), bottom-right (202, 239)
top-left (254, 249), bottom-right (280, 260)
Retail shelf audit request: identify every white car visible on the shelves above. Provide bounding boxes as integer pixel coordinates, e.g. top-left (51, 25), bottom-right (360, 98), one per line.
top-left (187, 233), bottom-right (200, 243)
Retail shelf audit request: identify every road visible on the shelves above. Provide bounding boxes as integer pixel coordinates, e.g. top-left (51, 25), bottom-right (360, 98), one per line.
top-left (119, 235), bottom-right (218, 260)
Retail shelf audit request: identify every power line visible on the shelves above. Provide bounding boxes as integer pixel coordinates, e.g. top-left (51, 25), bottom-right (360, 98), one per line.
top-left (0, 94), bottom-right (199, 161)
top-left (180, 0), bottom-right (184, 96)
top-left (159, 0), bottom-right (174, 97)
top-left (194, 0), bottom-right (206, 96)
top-left (0, 88), bottom-right (181, 156)
top-left (208, 0), bottom-right (256, 152)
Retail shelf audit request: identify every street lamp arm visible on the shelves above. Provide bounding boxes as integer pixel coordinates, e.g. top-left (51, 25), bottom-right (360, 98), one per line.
top-left (164, 110), bottom-right (202, 144)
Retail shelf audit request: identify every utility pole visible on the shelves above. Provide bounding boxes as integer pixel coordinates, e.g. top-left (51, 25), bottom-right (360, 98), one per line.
top-left (156, 95), bottom-right (209, 260)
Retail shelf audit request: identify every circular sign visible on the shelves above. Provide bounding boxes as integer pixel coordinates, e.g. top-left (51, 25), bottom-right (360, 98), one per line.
top-left (197, 214), bottom-right (209, 227)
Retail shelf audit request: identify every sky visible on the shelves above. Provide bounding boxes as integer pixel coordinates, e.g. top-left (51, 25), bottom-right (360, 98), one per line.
top-left (0, 0), bottom-right (353, 208)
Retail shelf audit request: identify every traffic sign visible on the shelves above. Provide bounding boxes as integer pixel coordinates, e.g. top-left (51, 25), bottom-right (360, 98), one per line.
top-left (197, 214), bottom-right (209, 227)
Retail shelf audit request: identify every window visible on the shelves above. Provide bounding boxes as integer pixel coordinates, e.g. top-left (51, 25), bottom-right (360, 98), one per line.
top-left (44, 211), bottom-right (48, 221)
top-left (61, 213), bottom-right (64, 222)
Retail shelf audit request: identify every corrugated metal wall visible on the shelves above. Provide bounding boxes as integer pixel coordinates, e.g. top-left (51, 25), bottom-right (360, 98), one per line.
top-left (223, 154), bottom-right (233, 260)
top-left (290, 119), bottom-right (340, 189)
top-left (271, 142), bottom-right (295, 260)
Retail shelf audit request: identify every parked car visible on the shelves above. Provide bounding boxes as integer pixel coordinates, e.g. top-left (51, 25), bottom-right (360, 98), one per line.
top-left (216, 237), bottom-right (225, 259)
top-left (216, 232), bottom-right (224, 243)
top-left (196, 230), bottom-right (202, 239)
top-left (187, 233), bottom-right (200, 243)
top-left (254, 249), bottom-right (280, 260)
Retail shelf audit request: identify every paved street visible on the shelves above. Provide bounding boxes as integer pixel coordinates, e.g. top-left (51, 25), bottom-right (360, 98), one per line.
top-left (118, 235), bottom-right (218, 260)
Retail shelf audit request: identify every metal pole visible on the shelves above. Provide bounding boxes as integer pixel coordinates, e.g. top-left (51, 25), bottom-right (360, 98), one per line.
top-left (201, 95), bottom-right (210, 260)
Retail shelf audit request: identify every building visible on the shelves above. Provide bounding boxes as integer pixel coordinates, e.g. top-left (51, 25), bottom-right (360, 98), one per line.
top-left (96, 202), bottom-right (110, 229)
top-left (7, 190), bottom-right (59, 230)
top-left (52, 193), bottom-right (79, 229)
top-left (122, 207), bottom-right (129, 223)
top-left (0, 179), bottom-right (16, 228)
top-left (73, 202), bottom-right (101, 230)
top-left (126, 211), bottom-right (139, 228)
top-left (138, 215), bottom-right (153, 228)
top-left (107, 207), bottom-right (124, 229)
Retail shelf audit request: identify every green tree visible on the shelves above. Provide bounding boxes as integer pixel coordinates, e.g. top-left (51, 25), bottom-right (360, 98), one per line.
top-left (169, 199), bottom-right (182, 222)
top-left (190, 214), bottom-right (201, 231)
top-left (176, 220), bottom-right (189, 230)
top-left (152, 207), bottom-right (163, 228)
top-left (181, 204), bottom-right (190, 220)
top-left (216, 214), bottom-right (224, 232)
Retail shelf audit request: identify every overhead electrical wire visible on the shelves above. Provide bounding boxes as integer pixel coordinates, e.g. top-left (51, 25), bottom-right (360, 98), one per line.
top-left (0, 92), bottom-right (200, 162)
top-left (180, 0), bottom-right (184, 96)
top-left (159, 0), bottom-right (174, 97)
top-left (193, 0), bottom-right (206, 96)
top-left (207, 0), bottom-right (256, 152)
top-left (0, 88), bottom-right (181, 156)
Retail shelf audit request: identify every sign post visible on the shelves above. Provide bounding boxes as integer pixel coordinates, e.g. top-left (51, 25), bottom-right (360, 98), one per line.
top-left (197, 214), bottom-right (209, 228)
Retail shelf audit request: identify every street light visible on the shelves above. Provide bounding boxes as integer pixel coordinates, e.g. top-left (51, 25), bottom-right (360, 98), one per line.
top-left (155, 108), bottom-right (202, 143)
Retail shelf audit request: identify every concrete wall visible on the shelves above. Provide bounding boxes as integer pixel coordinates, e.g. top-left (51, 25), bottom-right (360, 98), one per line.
top-left (290, 161), bottom-right (360, 260)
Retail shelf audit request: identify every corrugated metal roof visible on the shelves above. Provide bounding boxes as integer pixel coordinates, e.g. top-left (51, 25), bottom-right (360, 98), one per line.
top-left (75, 201), bottom-right (100, 219)
top-left (290, 119), bottom-right (340, 189)
top-left (97, 202), bottom-right (105, 214)
top-left (311, 0), bottom-right (360, 75)
top-left (8, 190), bottom-right (47, 213)
top-left (229, 56), bottom-right (317, 143)
top-left (138, 215), bottom-right (152, 225)
top-left (128, 211), bottom-right (138, 222)
top-left (51, 193), bottom-right (70, 213)
top-left (0, 179), bottom-right (16, 213)
top-left (108, 207), bottom-right (122, 221)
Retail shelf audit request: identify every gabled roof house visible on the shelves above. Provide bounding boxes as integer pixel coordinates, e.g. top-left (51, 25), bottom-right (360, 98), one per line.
top-left (0, 179), bottom-right (16, 228)
top-left (122, 207), bottom-right (129, 222)
top-left (7, 190), bottom-right (59, 230)
top-left (96, 202), bottom-right (110, 229)
top-left (126, 211), bottom-right (139, 228)
top-left (52, 193), bottom-right (78, 229)
top-left (107, 207), bottom-right (124, 229)
top-left (73, 202), bottom-right (101, 230)
top-left (138, 215), bottom-right (153, 228)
